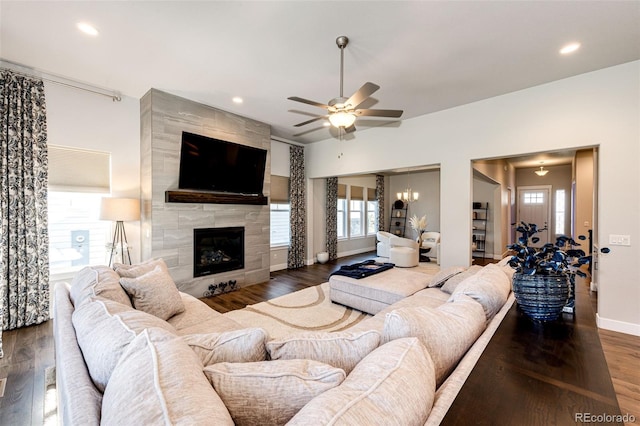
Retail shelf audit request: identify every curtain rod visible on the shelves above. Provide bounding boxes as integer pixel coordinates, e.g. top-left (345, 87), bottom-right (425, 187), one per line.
top-left (0, 58), bottom-right (122, 102)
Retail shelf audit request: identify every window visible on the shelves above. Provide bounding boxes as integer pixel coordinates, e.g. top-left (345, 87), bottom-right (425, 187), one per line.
top-left (337, 184), bottom-right (347, 239)
top-left (367, 200), bottom-right (378, 235)
top-left (337, 198), bottom-right (347, 239)
top-left (48, 145), bottom-right (112, 275)
top-left (349, 186), bottom-right (364, 237)
top-left (366, 187), bottom-right (378, 235)
top-left (270, 175), bottom-right (290, 247)
top-left (336, 184), bottom-right (377, 239)
top-left (49, 192), bottom-right (110, 273)
top-left (350, 199), bottom-right (364, 237)
top-left (270, 203), bottom-right (290, 246)
top-left (524, 192), bottom-right (544, 204)
top-left (555, 189), bottom-right (566, 235)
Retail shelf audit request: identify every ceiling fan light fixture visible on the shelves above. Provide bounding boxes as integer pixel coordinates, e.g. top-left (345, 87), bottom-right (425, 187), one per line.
top-left (328, 111), bottom-right (356, 128)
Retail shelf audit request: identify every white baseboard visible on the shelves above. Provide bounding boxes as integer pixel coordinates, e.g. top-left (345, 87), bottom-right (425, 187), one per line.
top-left (596, 313), bottom-right (640, 336)
top-left (337, 247), bottom-right (376, 258)
top-left (270, 262), bottom-right (288, 272)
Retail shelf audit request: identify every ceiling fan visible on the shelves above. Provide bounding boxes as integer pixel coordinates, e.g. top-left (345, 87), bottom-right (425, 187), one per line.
top-left (288, 35), bottom-right (403, 134)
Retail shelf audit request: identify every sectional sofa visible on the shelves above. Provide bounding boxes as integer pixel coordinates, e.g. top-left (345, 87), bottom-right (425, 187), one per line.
top-left (54, 258), bottom-right (515, 425)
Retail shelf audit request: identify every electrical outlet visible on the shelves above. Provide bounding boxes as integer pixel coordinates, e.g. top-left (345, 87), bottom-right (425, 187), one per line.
top-left (609, 234), bottom-right (631, 246)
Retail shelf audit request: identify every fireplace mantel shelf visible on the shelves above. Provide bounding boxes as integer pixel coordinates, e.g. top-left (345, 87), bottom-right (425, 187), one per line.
top-left (165, 190), bottom-right (268, 205)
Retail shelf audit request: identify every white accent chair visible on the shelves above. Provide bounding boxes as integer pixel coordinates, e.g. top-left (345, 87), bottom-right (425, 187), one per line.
top-left (377, 231), bottom-right (419, 267)
top-left (420, 231), bottom-right (441, 264)
top-left (376, 231), bottom-right (394, 258)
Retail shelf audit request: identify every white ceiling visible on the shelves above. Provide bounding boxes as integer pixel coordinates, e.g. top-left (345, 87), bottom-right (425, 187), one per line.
top-left (1, 1), bottom-right (639, 145)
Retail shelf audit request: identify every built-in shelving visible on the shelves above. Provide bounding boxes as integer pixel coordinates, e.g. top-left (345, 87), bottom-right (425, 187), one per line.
top-left (472, 202), bottom-right (489, 260)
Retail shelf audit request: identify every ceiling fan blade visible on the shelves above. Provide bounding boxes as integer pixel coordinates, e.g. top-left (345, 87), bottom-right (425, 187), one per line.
top-left (355, 108), bottom-right (404, 118)
top-left (294, 116), bottom-right (327, 127)
top-left (346, 82), bottom-right (380, 109)
top-left (288, 96), bottom-right (329, 109)
top-left (344, 124), bottom-right (357, 134)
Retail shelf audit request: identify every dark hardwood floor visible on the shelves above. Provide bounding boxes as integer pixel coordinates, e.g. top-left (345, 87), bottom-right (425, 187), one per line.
top-left (0, 252), bottom-right (637, 425)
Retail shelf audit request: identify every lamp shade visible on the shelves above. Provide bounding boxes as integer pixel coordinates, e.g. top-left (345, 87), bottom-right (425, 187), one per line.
top-left (100, 197), bottom-right (141, 221)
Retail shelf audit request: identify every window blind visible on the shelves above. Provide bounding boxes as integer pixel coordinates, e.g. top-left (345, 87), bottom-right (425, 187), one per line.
top-left (367, 187), bottom-right (376, 201)
top-left (48, 145), bottom-right (111, 193)
top-left (337, 184), bottom-right (347, 199)
top-left (271, 175), bottom-right (290, 203)
top-left (351, 186), bottom-right (364, 201)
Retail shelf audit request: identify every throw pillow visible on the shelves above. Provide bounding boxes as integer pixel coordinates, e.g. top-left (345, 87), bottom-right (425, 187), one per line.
top-left (382, 295), bottom-right (486, 386)
top-left (441, 265), bottom-right (483, 294)
top-left (102, 327), bottom-right (234, 425)
top-left (266, 330), bottom-right (381, 374)
top-left (114, 257), bottom-right (169, 278)
top-left (71, 297), bottom-right (177, 392)
top-left (449, 263), bottom-right (511, 320)
top-left (119, 265), bottom-right (185, 320)
top-left (182, 328), bottom-right (268, 366)
top-left (288, 337), bottom-right (436, 425)
top-left (69, 265), bottom-right (133, 308)
top-left (204, 359), bottom-right (345, 425)
top-left (427, 266), bottom-right (467, 288)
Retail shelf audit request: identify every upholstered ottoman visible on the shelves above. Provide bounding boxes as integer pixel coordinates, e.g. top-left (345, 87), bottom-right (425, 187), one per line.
top-left (329, 268), bottom-right (432, 315)
top-left (390, 246), bottom-right (419, 267)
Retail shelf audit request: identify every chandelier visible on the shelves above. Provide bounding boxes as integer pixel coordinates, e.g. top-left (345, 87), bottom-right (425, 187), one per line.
top-left (397, 169), bottom-right (419, 202)
top-left (534, 163), bottom-right (549, 176)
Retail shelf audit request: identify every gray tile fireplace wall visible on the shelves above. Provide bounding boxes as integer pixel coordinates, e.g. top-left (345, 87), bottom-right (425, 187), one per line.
top-left (140, 89), bottom-right (271, 297)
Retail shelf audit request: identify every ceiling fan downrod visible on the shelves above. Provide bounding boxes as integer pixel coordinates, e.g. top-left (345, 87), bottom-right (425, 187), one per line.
top-left (336, 36), bottom-right (349, 98)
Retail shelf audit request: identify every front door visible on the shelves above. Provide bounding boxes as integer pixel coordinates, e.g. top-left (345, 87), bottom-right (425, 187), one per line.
top-left (517, 186), bottom-right (551, 247)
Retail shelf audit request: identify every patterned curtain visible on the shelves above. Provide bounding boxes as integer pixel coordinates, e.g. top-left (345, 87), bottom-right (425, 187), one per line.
top-left (0, 70), bottom-right (50, 355)
top-left (326, 177), bottom-right (338, 261)
top-left (287, 146), bottom-right (306, 269)
top-left (376, 174), bottom-right (385, 231)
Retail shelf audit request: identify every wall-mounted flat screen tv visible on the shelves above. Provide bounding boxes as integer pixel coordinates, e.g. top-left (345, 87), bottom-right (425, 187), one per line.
top-left (178, 132), bottom-right (267, 195)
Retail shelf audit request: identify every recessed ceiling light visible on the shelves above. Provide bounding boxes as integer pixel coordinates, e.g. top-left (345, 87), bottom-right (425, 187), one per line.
top-left (560, 42), bottom-right (581, 55)
top-left (232, 96), bottom-right (243, 104)
top-left (77, 22), bottom-right (99, 37)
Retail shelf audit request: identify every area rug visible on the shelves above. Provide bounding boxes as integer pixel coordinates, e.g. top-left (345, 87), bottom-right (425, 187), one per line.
top-left (222, 283), bottom-right (370, 339)
top-left (223, 262), bottom-right (440, 339)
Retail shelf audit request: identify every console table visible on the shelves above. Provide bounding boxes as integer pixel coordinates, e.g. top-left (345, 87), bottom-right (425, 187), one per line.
top-left (441, 281), bottom-right (623, 425)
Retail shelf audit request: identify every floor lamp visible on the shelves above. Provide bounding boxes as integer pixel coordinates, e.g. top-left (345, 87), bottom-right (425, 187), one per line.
top-left (100, 197), bottom-right (141, 267)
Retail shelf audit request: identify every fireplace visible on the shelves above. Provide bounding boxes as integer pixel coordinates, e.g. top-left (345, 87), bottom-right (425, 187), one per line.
top-left (194, 227), bottom-right (244, 277)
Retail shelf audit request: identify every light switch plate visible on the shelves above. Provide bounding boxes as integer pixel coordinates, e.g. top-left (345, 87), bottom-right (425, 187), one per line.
top-left (609, 234), bottom-right (631, 246)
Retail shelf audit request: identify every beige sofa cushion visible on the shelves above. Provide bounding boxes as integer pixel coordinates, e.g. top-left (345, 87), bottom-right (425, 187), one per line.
top-left (182, 328), bottom-right (268, 366)
top-left (266, 330), bottom-right (381, 374)
top-left (69, 265), bottom-right (132, 308)
top-left (441, 265), bottom-right (483, 294)
top-left (288, 337), bottom-right (436, 425)
top-left (382, 295), bottom-right (487, 386)
top-left (114, 257), bottom-right (169, 278)
top-left (102, 327), bottom-right (233, 425)
top-left (449, 263), bottom-right (511, 319)
top-left (119, 265), bottom-right (185, 320)
top-left (204, 359), bottom-right (345, 425)
top-left (170, 293), bottom-right (244, 335)
top-left (428, 266), bottom-right (466, 288)
top-left (72, 297), bottom-right (177, 392)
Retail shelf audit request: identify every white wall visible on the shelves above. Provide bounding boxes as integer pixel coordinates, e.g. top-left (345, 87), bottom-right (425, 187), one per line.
top-left (388, 169), bottom-right (440, 237)
top-left (306, 61), bottom-right (640, 335)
